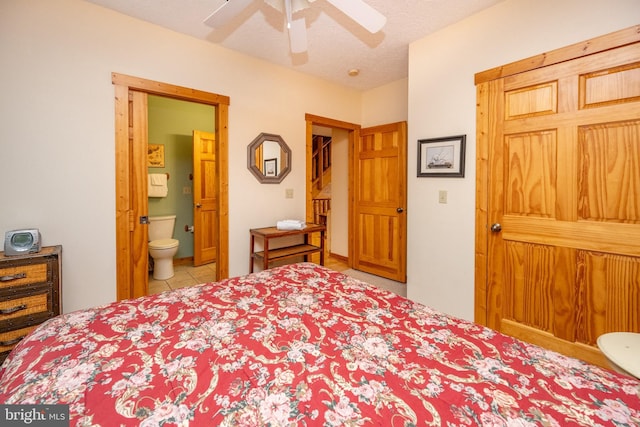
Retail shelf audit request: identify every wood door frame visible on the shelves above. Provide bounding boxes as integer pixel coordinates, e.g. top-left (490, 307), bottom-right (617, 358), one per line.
top-left (305, 114), bottom-right (360, 265)
top-left (113, 73), bottom-right (230, 300)
top-left (474, 25), bottom-right (640, 325)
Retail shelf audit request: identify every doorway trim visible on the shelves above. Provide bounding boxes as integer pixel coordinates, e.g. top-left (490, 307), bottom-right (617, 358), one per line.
top-left (112, 73), bottom-right (229, 300)
top-left (305, 113), bottom-right (360, 265)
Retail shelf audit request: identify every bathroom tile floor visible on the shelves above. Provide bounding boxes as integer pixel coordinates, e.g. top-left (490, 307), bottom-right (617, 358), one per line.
top-left (149, 263), bottom-right (217, 295)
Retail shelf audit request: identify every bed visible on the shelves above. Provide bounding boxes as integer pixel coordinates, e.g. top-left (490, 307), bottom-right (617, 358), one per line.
top-left (0, 263), bottom-right (638, 426)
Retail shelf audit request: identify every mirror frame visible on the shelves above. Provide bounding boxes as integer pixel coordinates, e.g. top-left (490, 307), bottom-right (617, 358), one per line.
top-left (247, 132), bottom-right (292, 184)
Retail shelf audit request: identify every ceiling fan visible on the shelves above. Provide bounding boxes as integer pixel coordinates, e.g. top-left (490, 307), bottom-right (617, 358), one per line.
top-left (204, 0), bottom-right (387, 54)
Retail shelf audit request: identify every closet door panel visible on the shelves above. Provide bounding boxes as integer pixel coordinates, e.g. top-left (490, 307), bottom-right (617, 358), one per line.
top-left (479, 37), bottom-right (640, 367)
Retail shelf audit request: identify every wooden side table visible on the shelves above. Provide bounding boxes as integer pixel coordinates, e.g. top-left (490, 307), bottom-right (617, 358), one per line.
top-left (250, 223), bottom-right (325, 272)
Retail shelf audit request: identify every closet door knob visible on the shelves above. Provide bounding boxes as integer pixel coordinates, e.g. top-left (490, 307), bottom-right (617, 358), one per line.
top-left (491, 223), bottom-right (502, 232)
top-left (195, 203), bottom-right (202, 208)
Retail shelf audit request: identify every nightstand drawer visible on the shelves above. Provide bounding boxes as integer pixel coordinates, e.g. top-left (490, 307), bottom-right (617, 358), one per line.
top-left (0, 292), bottom-right (49, 322)
top-left (0, 263), bottom-right (48, 289)
top-left (0, 325), bottom-right (37, 354)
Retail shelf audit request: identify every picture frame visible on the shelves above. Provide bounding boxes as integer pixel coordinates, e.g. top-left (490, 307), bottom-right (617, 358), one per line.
top-left (147, 144), bottom-right (165, 168)
top-left (417, 135), bottom-right (466, 177)
top-left (264, 158), bottom-right (278, 177)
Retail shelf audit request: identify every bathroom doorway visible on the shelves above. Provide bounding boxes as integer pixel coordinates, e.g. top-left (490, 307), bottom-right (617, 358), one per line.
top-left (113, 73), bottom-right (229, 301)
top-left (147, 96), bottom-right (216, 268)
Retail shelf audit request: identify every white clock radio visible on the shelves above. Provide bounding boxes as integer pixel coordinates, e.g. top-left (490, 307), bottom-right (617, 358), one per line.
top-left (4, 229), bottom-right (41, 256)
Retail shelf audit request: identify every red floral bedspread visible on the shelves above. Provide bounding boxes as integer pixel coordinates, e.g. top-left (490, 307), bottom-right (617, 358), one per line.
top-left (1, 263), bottom-right (638, 426)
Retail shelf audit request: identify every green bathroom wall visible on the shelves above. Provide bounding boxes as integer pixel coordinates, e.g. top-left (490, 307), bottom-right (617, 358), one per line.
top-left (147, 95), bottom-right (215, 260)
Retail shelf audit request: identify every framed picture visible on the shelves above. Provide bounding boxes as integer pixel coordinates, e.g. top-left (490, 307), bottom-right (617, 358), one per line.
top-left (264, 158), bottom-right (278, 177)
top-left (417, 135), bottom-right (466, 177)
top-left (147, 144), bottom-right (165, 168)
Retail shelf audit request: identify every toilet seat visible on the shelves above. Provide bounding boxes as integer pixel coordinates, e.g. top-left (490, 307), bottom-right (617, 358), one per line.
top-left (149, 238), bottom-right (179, 250)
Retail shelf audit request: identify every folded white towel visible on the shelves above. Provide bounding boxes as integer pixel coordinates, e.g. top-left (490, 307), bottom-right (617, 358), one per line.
top-left (276, 219), bottom-right (306, 230)
top-left (150, 174), bottom-right (166, 186)
top-left (148, 174), bottom-right (168, 197)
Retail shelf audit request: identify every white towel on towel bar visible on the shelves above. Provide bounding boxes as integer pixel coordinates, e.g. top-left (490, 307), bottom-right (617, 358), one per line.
top-left (148, 174), bottom-right (168, 197)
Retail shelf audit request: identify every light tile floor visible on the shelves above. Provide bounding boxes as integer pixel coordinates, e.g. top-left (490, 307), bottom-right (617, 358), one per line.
top-left (148, 256), bottom-right (349, 295)
top-left (149, 263), bottom-right (217, 295)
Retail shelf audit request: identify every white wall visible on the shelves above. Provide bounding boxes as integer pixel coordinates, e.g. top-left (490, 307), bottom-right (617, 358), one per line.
top-left (329, 129), bottom-right (349, 257)
top-left (407, 0), bottom-right (639, 320)
top-left (0, 0), bottom-right (364, 312)
top-left (362, 78), bottom-right (408, 127)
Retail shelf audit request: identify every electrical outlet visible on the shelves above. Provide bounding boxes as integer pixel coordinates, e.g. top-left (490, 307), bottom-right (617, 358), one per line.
top-left (285, 188), bottom-right (294, 199)
top-left (183, 186), bottom-right (192, 195)
top-left (438, 190), bottom-right (448, 204)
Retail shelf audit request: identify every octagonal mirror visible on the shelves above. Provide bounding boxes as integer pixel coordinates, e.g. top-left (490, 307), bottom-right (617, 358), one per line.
top-left (247, 133), bottom-right (291, 183)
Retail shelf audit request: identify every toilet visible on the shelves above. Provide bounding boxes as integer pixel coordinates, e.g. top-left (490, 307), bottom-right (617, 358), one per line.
top-left (148, 215), bottom-right (180, 280)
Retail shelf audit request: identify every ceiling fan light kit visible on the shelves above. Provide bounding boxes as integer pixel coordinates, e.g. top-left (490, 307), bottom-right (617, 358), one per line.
top-left (204, 0), bottom-right (387, 54)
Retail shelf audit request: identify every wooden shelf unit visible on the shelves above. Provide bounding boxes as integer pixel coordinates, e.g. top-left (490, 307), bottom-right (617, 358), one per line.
top-left (250, 223), bottom-right (326, 272)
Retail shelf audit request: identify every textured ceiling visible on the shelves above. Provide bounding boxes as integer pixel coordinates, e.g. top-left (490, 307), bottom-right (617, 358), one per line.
top-left (85, 0), bottom-right (505, 91)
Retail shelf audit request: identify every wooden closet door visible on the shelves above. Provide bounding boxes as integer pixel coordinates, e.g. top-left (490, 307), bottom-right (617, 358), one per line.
top-left (479, 40), bottom-right (640, 367)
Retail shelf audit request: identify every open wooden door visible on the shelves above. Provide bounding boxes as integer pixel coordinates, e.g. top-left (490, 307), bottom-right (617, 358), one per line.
top-left (475, 27), bottom-right (640, 367)
top-left (113, 87), bottom-right (149, 299)
top-left (353, 122), bottom-right (407, 282)
top-left (193, 130), bottom-right (218, 266)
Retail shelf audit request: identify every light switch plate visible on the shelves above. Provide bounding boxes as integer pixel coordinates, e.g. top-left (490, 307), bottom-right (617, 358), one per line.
top-left (285, 188), bottom-right (294, 199)
top-left (439, 190), bottom-right (447, 204)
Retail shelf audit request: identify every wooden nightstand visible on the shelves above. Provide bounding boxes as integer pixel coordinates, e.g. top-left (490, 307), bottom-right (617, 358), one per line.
top-left (0, 245), bottom-right (62, 363)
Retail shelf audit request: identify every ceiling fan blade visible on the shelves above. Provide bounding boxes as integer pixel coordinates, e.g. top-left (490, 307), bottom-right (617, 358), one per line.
top-left (324, 0), bottom-right (386, 33)
top-left (203, 0), bottom-right (253, 28)
top-left (288, 17), bottom-right (308, 53)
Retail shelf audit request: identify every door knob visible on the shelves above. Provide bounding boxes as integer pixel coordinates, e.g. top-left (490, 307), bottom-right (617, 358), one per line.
top-left (491, 223), bottom-right (502, 232)
top-left (195, 203), bottom-right (202, 208)
top-left (397, 207), bottom-right (404, 213)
